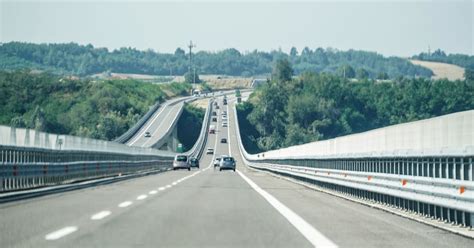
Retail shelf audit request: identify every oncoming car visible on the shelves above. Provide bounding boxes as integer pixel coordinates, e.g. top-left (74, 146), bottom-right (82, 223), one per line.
top-left (144, 131), bottom-right (151, 137)
top-left (173, 155), bottom-right (190, 171)
top-left (206, 148), bottom-right (214, 154)
top-left (220, 138), bottom-right (227, 143)
top-left (219, 156), bottom-right (236, 171)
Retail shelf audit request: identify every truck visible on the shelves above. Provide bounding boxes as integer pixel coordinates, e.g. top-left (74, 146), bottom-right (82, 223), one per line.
top-left (209, 124), bottom-right (216, 134)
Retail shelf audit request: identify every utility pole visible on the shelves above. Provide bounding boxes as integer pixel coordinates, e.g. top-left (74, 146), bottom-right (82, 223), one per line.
top-left (188, 40), bottom-right (196, 92)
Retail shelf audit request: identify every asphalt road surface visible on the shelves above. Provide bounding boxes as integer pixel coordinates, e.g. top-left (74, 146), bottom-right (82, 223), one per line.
top-left (1, 96), bottom-right (472, 248)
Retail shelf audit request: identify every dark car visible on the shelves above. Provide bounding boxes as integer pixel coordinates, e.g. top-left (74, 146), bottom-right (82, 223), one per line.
top-left (219, 156), bottom-right (236, 171)
top-left (212, 111), bottom-right (217, 116)
top-left (190, 157), bottom-right (199, 168)
top-left (212, 117), bottom-right (217, 122)
top-left (220, 138), bottom-right (227, 143)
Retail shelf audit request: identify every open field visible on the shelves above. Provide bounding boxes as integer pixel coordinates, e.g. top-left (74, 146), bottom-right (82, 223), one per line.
top-left (174, 75), bottom-right (252, 89)
top-left (410, 60), bottom-right (465, 81)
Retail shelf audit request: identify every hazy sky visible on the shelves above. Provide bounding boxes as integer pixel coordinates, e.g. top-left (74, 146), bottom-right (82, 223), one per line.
top-left (1, 0), bottom-right (472, 56)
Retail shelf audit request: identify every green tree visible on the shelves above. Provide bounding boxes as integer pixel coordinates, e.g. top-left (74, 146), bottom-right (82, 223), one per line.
top-left (272, 58), bottom-right (293, 82)
top-left (290, 47), bottom-right (298, 57)
top-left (184, 71), bottom-right (201, 84)
top-left (338, 65), bottom-right (355, 79)
top-left (356, 68), bottom-right (369, 79)
top-left (465, 68), bottom-right (474, 81)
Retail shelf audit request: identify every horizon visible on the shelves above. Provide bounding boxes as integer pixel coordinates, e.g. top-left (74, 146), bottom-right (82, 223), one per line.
top-left (1, 1), bottom-right (472, 57)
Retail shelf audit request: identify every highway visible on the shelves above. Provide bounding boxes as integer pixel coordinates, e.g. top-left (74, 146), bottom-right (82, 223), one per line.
top-left (1, 96), bottom-right (473, 248)
top-left (126, 98), bottom-right (185, 148)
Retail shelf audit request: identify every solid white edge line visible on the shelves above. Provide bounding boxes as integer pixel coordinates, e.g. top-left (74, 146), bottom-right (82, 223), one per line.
top-left (45, 226), bottom-right (78, 240)
top-left (236, 170), bottom-right (337, 248)
top-left (118, 201), bottom-right (133, 208)
top-left (91, 210), bottom-right (111, 220)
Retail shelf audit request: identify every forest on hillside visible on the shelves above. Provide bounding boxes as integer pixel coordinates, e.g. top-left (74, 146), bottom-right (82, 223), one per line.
top-left (0, 42), bottom-right (433, 79)
top-left (0, 70), bottom-right (191, 140)
top-left (237, 59), bottom-right (474, 153)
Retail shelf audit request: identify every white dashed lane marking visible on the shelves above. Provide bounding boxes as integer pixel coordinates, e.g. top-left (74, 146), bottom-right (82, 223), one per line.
top-left (118, 201), bottom-right (133, 208)
top-left (45, 226), bottom-right (78, 240)
top-left (137, 195), bottom-right (148, 200)
top-left (91, 211), bottom-right (111, 220)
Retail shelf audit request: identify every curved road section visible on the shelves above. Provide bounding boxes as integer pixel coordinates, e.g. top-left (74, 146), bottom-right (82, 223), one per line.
top-left (126, 97), bottom-right (189, 148)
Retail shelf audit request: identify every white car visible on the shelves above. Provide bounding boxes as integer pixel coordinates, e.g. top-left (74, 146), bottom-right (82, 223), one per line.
top-left (222, 122), bottom-right (228, 127)
top-left (206, 148), bottom-right (214, 154)
top-left (213, 157), bottom-right (221, 168)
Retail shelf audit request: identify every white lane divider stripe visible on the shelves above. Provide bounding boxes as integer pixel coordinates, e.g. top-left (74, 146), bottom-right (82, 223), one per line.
top-left (158, 187), bottom-right (166, 191)
top-left (236, 170), bottom-right (338, 248)
top-left (137, 194), bottom-right (147, 200)
top-left (118, 201), bottom-right (133, 208)
top-left (91, 211), bottom-right (111, 220)
top-left (149, 190), bottom-right (157, 195)
top-left (166, 185), bottom-right (172, 188)
top-left (45, 226), bottom-right (78, 240)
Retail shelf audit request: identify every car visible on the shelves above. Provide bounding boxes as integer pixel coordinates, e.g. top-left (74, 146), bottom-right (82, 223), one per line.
top-left (223, 99), bottom-right (227, 105)
top-left (216, 105), bottom-right (220, 109)
top-left (219, 156), bottom-right (236, 171)
top-left (209, 125), bottom-right (216, 134)
top-left (222, 122), bottom-right (228, 127)
top-left (212, 111), bottom-right (217, 116)
top-left (212, 117), bottom-right (217, 122)
top-left (189, 157), bottom-right (199, 168)
top-left (220, 138), bottom-right (227, 143)
top-left (206, 148), bottom-right (214, 154)
top-left (222, 111), bottom-right (227, 115)
top-left (213, 157), bottom-right (221, 168)
top-left (173, 154), bottom-right (190, 171)
top-left (222, 115), bottom-right (227, 120)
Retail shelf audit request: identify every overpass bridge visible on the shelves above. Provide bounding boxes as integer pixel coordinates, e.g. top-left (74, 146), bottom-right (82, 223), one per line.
top-left (0, 93), bottom-right (473, 247)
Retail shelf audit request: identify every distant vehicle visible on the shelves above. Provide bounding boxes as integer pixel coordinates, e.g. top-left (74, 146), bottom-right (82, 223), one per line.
top-left (222, 111), bottom-right (227, 115)
top-left (209, 125), bottom-right (216, 134)
top-left (193, 90), bottom-right (200, 96)
top-left (144, 131), bottom-right (151, 137)
top-left (212, 117), bottom-right (217, 122)
top-left (219, 156), bottom-right (236, 171)
top-left (212, 111), bottom-right (217, 116)
top-left (220, 138), bottom-right (227, 143)
top-left (213, 157), bottom-right (221, 168)
top-left (237, 97), bottom-right (242, 103)
top-left (216, 105), bottom-right (220, 109)
top-left (223, 99), bottom-right (227, 105)
top-left (222, 116), bottom-right (228, 121)
top-left (173, 155), bottom-right (190, 171)
top-left (222, 122), bottom-right (228, 127)
top-left (190, 157), bottom-right (199, 168)
top-left (206, 148), bottom-right (214, 154)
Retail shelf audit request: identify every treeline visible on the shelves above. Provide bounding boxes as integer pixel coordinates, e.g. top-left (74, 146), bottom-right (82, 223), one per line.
top-left (0, 42), bottom-right (432, 79)
top-left (237, 59), bottom-right (474, 152)
top-left (0, 70), bottom-right (191, 140)
top-left (413, 49), bottom-right (474, 69)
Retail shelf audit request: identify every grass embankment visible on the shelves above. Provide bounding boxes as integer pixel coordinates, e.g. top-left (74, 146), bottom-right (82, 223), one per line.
top-left (176, 104), bottom-right (205, 151)
top-left (0, 70), bottom-right (191, 140)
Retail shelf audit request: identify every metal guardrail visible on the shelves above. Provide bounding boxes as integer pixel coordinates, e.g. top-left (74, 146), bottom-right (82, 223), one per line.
top-left (233, 105), bottom-right (474, 228)
top-left (185, 99), bottom-right (212, 159)
top-left (0, 125), bottom-right (175, 192)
